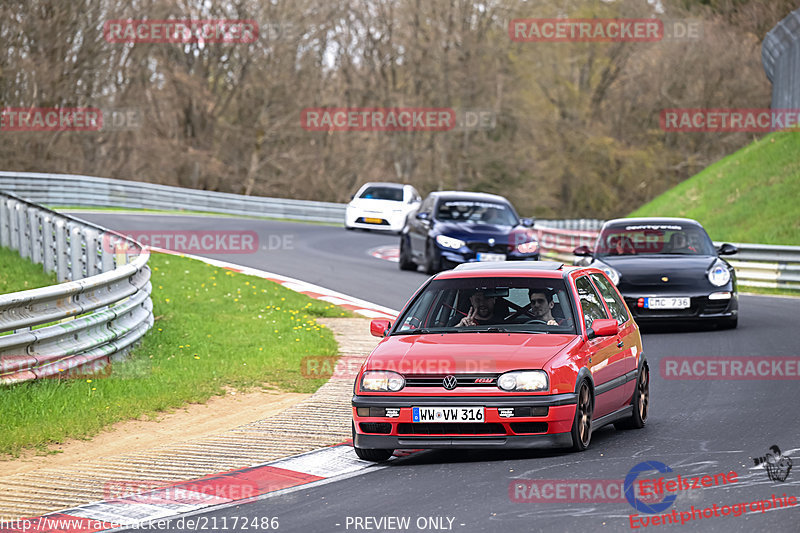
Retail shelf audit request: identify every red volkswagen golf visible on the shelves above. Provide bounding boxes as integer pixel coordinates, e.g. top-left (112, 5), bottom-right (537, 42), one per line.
top-left (352, 261), bottom-right (648, 461)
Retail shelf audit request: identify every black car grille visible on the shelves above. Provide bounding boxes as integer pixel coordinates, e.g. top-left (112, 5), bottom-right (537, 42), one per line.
top-left (404, 374), bottom-right (499, 388)
top-left (359, 422), bottom-right (392, 434)
top-left (397, 423), bottom-right (505, 435)
top-left (467, 242), bottom-right (511, 254)
top-left (702, 299), bottom-right (730, 314)
top-left (509, 422), bottom-right (548, 434)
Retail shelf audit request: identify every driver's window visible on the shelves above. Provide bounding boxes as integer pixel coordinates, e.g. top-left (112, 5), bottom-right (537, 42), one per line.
top-left (575, 277), bottom-right (609, 330)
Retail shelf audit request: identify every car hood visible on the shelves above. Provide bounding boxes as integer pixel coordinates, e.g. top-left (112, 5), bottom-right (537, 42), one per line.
top-left (350, 198), bottom-right (404, 210)
top-left (434, 222), bottom-right (532, 242)
top-left (598, 255), bottom-right (718, 288)
top-left (366, 333), bottom-right (577, 374)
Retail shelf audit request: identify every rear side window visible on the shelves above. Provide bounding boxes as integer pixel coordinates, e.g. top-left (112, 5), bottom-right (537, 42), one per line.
top-left (575, 276), bottom-right (609, 330)
top-left (591, 273), bottom-right (630, 325)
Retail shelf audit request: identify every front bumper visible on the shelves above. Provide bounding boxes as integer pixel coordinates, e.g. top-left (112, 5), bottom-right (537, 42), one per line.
top-left (437, 246), bottom-right (540, 267)
top-left (345, 209), bottom-right (406, 231)
top-left (622, 291), bottom-right (738, 322)
top-left (352, 393), bottom-right (576, 450)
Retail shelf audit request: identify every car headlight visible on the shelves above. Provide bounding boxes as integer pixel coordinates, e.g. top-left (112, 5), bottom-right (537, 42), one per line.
top-left (436, 235), bottom-right (466, 249)
top-left (516, 240), bottom-right (539, 254)
top-left (708, 260), bottom-right (731, 287)
top-left (360, 370), bottom-right (405, 392)
top-left (497, 370), bottom-right (548, 392)
top-left (602, 266), bottom-right (621, 285)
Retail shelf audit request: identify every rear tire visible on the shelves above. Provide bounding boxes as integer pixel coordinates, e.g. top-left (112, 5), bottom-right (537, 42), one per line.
top-left (570, 381), bottom-right (593, 452)
top-left (399, 236), bottom-right (417, 271)
top-left (352, 422), bottom-right (393, 462)
top-left (614, 364), bottom-right (649, 430)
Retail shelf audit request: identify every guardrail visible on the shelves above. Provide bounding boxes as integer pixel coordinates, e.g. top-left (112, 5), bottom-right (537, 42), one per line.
top-left (0, 191), bottom-right (153, 385)
top-left (0, 171), bottom-right (346, 224)
top-left (535, 222), bottom-right (800, 292)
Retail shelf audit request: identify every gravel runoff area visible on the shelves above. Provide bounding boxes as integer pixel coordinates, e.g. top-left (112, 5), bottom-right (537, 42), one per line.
top-left (0, 318), bottom-right (375, 520)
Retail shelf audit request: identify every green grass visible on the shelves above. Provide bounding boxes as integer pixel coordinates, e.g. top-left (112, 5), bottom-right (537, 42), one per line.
top-left (630, 132), bottom-right (800, 245)
top-left (0, 252), bottom-right (350, 457)
top-left (0, 247), bottom-right (58, 293)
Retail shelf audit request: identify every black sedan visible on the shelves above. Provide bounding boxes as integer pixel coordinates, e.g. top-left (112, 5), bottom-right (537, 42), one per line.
top-left (574, 217), bottom-right (739, 328)
top-left (399, 191), bottom-right (539, 273)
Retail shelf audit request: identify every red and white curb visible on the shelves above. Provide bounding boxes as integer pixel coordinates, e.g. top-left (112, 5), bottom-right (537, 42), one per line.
top-left (154, 249), bottom-right (399, 320)
top-left (0, 444), bottom-right (399, 533)
top-left (368, 245), bottom-right (399, 263)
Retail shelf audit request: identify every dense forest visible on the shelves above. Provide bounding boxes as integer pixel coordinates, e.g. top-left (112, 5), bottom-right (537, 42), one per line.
top-left (0, 0), bottom-right (795, 217)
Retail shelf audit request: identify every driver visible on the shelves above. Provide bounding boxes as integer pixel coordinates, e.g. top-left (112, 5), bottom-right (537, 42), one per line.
top-left (457, 290), bottom-right (502, 327)
top-left (528, 289), bottom-right (566, 326)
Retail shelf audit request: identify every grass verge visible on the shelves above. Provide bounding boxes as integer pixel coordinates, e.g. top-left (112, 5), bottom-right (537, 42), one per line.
top-left (630, 131), bottom-right (800, 245)
top-left (0, 247), bottom-right (57, 294)
top-left (0, 252), bottom-right (350, 457)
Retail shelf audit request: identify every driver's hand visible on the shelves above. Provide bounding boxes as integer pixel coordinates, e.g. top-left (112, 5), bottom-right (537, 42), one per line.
top-left (547, 319), bottom-right (558, 326)
top-left (457, 307), bottom-right (477, 327)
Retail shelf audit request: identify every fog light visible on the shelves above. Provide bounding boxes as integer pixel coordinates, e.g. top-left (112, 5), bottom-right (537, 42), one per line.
top-left (709, 291), bottom-right (732, 300)
top-left (357, 407), bottom-right (370, 417)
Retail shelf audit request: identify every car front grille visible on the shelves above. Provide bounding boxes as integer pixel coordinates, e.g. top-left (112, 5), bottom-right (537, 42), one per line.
top-left (404, 374), bottom-right (499, 388)
top-left (509, 422), bottom-right (548, 434)
top-left (397, 423), bottom-right (505, 435)
top-left (467, 242), bottom-right (511, 254)
top-left (702, 299), bottom-right (730, 314)
top-left (359, 422), bottom-right (392, 434)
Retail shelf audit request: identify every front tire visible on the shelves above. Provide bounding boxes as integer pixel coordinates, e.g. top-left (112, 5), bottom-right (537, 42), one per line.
top-left (615, 364), bottom-right (649, 430)
top-left (424, 240), bottom-right (440, 275)
top-left (570, 381), bottom-right (593, 452)
top-left (398, 236), bottom-right (417, 271)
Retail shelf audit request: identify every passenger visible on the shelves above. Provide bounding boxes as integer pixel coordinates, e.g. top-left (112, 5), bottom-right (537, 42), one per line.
top-left (457, 290), bottom-right (503, 327)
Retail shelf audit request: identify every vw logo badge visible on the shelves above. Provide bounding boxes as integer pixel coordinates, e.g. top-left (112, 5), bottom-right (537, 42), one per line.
top-left (442, 375), bottom-right (457, 390)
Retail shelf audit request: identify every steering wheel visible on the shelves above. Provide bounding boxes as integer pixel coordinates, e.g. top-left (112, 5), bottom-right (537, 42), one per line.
top-left (524, 318), bottom-right (547, 324)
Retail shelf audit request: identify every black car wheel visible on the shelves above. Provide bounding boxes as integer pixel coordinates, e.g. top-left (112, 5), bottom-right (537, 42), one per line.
top-left (615, 364), bottom-right (649, 430)
top-left (424, 240), bottom-right (440, 275)
top-left (398, 235), bottom-right (417, 271)
top-left (570, 381), bottom-right (593, 452)
top-left (352, 422), bottom-right (393, 462)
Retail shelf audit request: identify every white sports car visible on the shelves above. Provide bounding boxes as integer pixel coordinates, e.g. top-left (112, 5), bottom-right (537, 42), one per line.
top-left (345, 182), bottom-right (421, 232)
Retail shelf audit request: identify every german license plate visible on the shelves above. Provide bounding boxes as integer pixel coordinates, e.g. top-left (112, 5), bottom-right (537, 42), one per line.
top-left (644, 297), bottom-right (690, 309)
top-left (364, 217), bottom-right (384, 224)
top-left (476, 252), bottom-right (505, 262)
top-left (412, 406), bottom-right (484, 423)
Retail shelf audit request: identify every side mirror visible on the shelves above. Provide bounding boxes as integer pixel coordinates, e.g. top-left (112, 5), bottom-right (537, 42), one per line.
top-left (574, 245), bottom-right (593, 257)
top-left (350, 193), bottom-right (355, 201)
top-left (587, 318), bottom-right (618, 339)
top-left (521, 217), bottom-right (535, 227)
top-left (416, 212), bottom-right (430, 221)
top-left (370, 319), bottom-right (392, 337)
top-left (718, 243), bottom-right (737, 255)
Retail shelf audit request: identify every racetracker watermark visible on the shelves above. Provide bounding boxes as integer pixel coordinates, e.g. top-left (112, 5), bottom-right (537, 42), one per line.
top-left (509, 19), bottom-right (702, 43)
top-left (103, 479), bottom-right (258, 504)
top-left (103, 19), bottom-right (258, 43)
top-left (0, 107), bottom-right (142, 132)
top-left (301, 108), bottom-right (455, 132)
top-left (660, 356), bottom-right (800, 380)
top-left (103, 230), bottom-right (263, 255)
top-left (660, 108), bottom-right (800, 132)
top-left (301, 356), bottom-right (498, 380)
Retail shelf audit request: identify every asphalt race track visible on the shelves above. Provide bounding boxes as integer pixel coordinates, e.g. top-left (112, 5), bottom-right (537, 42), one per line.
top-left (77, 213), bottom-right (800, 533)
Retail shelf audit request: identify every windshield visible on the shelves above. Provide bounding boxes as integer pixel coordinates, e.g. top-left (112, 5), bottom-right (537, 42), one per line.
top-left (359, 186), bottom-right (404, 202)
top-left (595, 223), bottom-right (716, 257)
top-left (435, 200), bottom-right (518, 226)
top-left (393, 277), bottom-right (577, 335)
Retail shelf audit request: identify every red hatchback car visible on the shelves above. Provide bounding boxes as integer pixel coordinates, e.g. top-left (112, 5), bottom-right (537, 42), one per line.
top-left (352, 261), bottom-right (649, 461)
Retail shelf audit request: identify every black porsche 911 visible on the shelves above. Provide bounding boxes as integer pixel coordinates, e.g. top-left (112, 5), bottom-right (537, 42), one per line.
top-left (399, 191), bottom-right (539, 273)
top-left (574, 217), bottom-right (738, 328)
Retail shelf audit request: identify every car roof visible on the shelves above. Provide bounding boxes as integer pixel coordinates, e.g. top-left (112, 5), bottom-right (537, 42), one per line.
top-left (436, 261), bottom-right (584, 280)
top-left (603, 217), bottom-right (703, 228)
top-left (358, 182), bottom-right (408, 189)
top-left (429, 191), bottom-right (510, 203)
